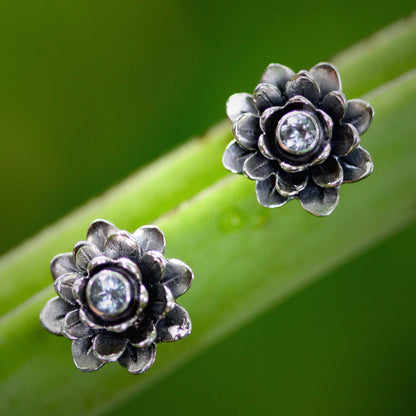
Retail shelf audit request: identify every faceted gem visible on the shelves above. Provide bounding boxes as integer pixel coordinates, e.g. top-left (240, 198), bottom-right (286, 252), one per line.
top-left (86, 270), bottom-right (132, 317)
top-left (277, 111), bottom-right (319, 154)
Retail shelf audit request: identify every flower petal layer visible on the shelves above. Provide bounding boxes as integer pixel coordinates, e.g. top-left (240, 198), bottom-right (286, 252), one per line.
top-left (233, 113), bottom-right (261, 150)
top-left (139, 250), bottom-right (166, 285)
top-left (310, 62), bottom-right (342, 97)
top-left (331, 123), bottom-right (360, 156)
top-left (92, 333), bottom-right (127, 362)
top-left (311, 156), bottom-right (344, 188)
top-left (276, 170), bottom-right (308, 197)
top-left (118, 344), bottom-right (156, 374)
top-left (40, 296), bottom-right (75, 336)
top-left (259, 63), bottom-right (295, 90)
top-left (54, 272), bottom-right (79, 305)
top-left (297, 182), bottom-right (340, 216)
top-left (72, 337), bottom-right (104, 372)
top-left (73, 241), bottom-right (101, 271)
top-left (222, 140), bottom-right (252, 173)
top-left (104, 231), bottom-right (140, 262)
top-left (319, 90), bottom-right (347, 121)
top-left (87, 219), bottom-right (119, 251)
top-left (50, 253), bottom-right (78, 281)
top-left (343, 99), bottom-right (374, 135)
top-left (253, 83), bottom-right (284, 113)
top-left (161, 259), bottom-right (193, 298)
top-left (243, 152), bottom-right (277, 180)
top-left (226, 93), bottom-right (257, 123)
top-left (133, 225), bottom-right (166, 255)
top-left (339, 146), bottom-right (374, 183)
top-left (63, 309), bottom-right (94, 340)
top-left (285, 71), bottom-right (321, 104)
top-left (156, 304), bottom-right (192, 342)
top-left (255, 175), bottom-right (289, 208)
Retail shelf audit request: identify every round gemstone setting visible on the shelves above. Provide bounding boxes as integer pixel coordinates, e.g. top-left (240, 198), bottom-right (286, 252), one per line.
top-left (276, 111), bottom-right (319, 155)
top-left (86, 270), bottom-right (132, 317)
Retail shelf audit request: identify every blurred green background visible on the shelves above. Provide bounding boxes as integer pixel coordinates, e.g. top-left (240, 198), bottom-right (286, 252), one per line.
top-left (0, 1), bottom-right (415, 415)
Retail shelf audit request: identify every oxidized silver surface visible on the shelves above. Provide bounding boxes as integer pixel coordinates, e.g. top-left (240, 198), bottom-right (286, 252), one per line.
top-left (40, 219), bottom-right (193, 374)
top-left (223, 62), bottom-right (374, 216)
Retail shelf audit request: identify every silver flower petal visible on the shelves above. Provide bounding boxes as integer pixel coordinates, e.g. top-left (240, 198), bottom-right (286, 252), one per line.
top-left (259, 63), bottom-right (295, 91)
top-left (256, 175), bottom-right (289, 208)
top-left (72, 337), bottom-right (104, 372)
top-left (297, 183), bottom-right (340, 216)
top-left (226, 93), bottom-right (257, 123)
top-left (54, 272), bottom-right (79, 305)
top-left (63, 309), bottom-right (94, 340)
top-left (118, 344), bottom-right (156, 375)
top-left (311, 143), bottom-right (332, 166)
top-left (339, 146), bottom-right (374, 183)
top-left (222, 140), bottom-right (252, 173)
top-left (331, 123), bottom-right (360, 156)
top-left (104, 231), bottom-right (140, 262)
top-left (128, 322), bottom-right (157, 348)
top-left (161, 258), bottom-right (194, 299)
top-left (311, 156), bottom-right (344, 188)
top-left (276, 170), bottom-right (308, 197)
top-left (233, 113), bottom-right (261, 150)
top-left (73, 241), bottom-right (101, 271)
top-left (40, 296), bottom-right (75, 336)
top-left (50, 253), bottom-right (78, 281)
top-left (133, 225), bottom-right (166, 255)
top-left (316, 109), bottom-right (334, 138)
top-left (253, 83), bottom-right (284, 113)
top-left (320, 90), bottom-right (347, 121)
top-left (156, 304), bottom-right (192, 342)
top-left (92, 333), bottom-right (127, 362)
top-left (310, 62), bottom-right (342, 97)
top-left (87, 219), bottom-right (119, 251)
top-left (258, 134), bottom-right (275, 160)
top-left (139, 250), bottom-right (167, 285)
top-left (243, 152), bottom-right (276, 180)
top-left (343, 99), bottom-right (374, 135)
top-left (260, 105), bottom-right (283, 134)
top-left (150, 285), bottom-right (175, 318)
top-left (285, 71), bottom-right (321, 104)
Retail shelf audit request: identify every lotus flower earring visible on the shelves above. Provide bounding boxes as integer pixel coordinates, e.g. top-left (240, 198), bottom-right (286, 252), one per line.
top-left (223, 62), bottom-right (374, 216)
top-left (40, 219), bottom-right (193, 374)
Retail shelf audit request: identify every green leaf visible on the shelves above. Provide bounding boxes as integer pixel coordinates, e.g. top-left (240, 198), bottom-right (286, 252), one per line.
top-left (0, 16), bottom-right (416, 416)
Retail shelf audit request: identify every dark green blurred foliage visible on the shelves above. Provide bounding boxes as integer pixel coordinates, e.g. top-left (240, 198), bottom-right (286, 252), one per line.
top-left (0, 0), bottom-right (414, 253)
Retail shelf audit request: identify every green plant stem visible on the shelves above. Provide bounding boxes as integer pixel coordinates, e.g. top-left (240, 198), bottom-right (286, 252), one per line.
top-left (0, 13), bottom-right (416, 317)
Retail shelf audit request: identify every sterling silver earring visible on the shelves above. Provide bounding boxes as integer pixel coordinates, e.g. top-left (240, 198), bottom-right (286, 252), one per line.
top-left (40, 219), bottom-right (193, 374)
top-left (223, 62), bottom-right (374, 216)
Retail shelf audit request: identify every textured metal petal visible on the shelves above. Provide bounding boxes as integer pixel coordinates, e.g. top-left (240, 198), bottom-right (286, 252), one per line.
top-left (260, 106), bottom-right (283, 134)
top-left (226, 93), bottom-right (257, 123)
top-left (279, 160), bottom-right (309, 173)
top-left (255, 175), bottom-right (289, 208)
top-left (311, 143), bottom-right (331, 166)
top-left (133, 225), bottom-right (166, 255)
top-left (310, 62), bottom-right (342, 97)
top-left (253, 83), bottom-right (284, 113)
top-left (285, 71), bottom-right (321, 104)
top-left (118, 344), bottom-right (156, 375)
top-left (72, 337), bottom-right (104, 372)
top-left (276, 170), bottom-right (308, 197)
top-left (139, 250), bottom-right (166, 285)
top-left (315, 109), bottom-right (333, 139)
top-left (297, 183), bottom-right (340, 216)
top-left (104, 231), bottom-right (140, 262)
top-left (259, 63), bottom-right (295, 90)
top-left (73, 241), bottom-right (101, 271)
top-left (243, 152), bottom-right (277, 180)
top-left (233, 113), bottom-right (261, 150)
top-left (128, 322), bottom-right (157, 348)
top-left (161, 258), bottom-right (194, 299)
top-left (63, 309), bottom-right (94, 340)
top-left (54, 272), bottom-right (79, 305)
top-left (40, 296), bottom-right (74, 336)
top-left (156, 304), bottom-right (192, 342)
top-left (150, 285), bottom-right (175, 318)
top-left (339, 146), bottom-right (374, 183)
top-left (50, 253), bottom-right (78, 281)
top-left (331, 123), bottom-right (360, 156)
top-left (87, 219), bottom-right (119, 251)
top-left (222, 140), bottom-right (252, 173)
top-left (343, 99), bottom-right (374, 135)
top-left (319, 91), bottom-right (347, 121)
top-left (92, 333), bottom-right (127, 362)
top-left (311, 156), bottom-right (343, 188)
top-left (258, 134), bottom-right (275, 160)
